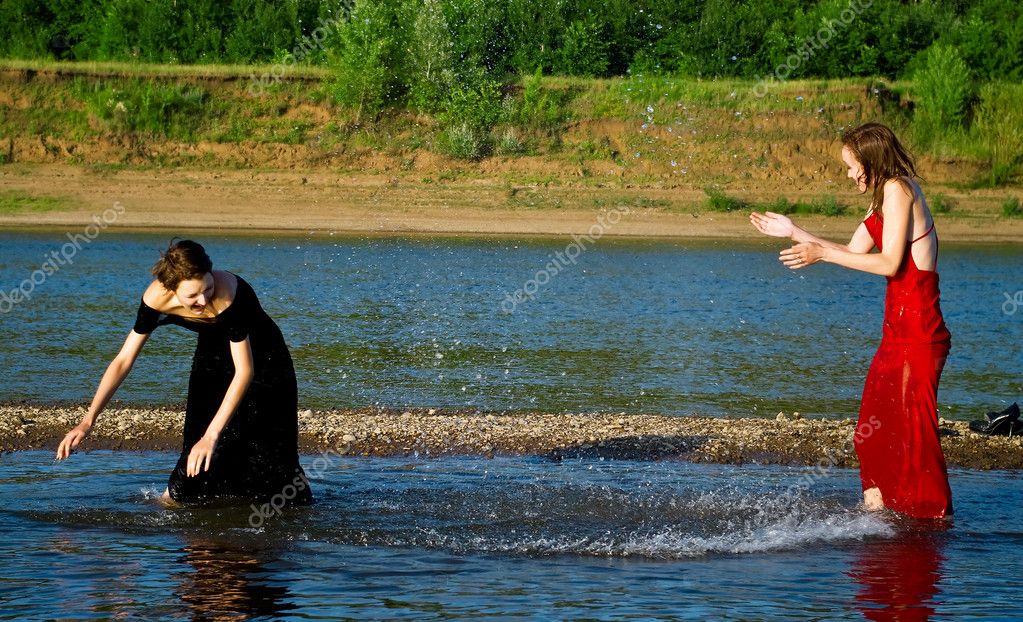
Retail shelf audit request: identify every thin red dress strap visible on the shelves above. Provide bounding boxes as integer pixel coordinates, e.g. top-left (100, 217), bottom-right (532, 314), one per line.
top-left (911, 221), bottom-right (935, 244)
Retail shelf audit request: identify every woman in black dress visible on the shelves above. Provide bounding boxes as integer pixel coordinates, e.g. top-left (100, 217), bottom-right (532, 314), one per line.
top-left (56, 240), bottom-right (312, 506)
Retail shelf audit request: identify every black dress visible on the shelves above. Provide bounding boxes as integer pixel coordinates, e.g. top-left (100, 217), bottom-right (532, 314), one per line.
top-left (133, 272), bottom-right (312, 505)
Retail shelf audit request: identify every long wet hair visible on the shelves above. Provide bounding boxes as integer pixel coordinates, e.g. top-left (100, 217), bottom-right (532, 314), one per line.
top-left (841, 123), bottom-right (918, 218)
top-left (152, 239), bottom-right (212, 291)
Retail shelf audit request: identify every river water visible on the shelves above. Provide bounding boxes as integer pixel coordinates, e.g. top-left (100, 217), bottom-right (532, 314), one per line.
top-left (0, 231), bottom-right (1019, 418)
top-left (2, 450), bottom-right (1022, 620)
top-left (1, 230), bottom-right (1021, 620)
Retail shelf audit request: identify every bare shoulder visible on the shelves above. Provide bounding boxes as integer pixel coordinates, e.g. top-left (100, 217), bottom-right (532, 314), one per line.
top-left (141, 280), bottom-right (173, 311)
top-left (140, 271), bottom-right (237, 312)
top-left (213, 270), bottom-right (239, 305)
top-left (881, 178), bottom-right (915, 219)
top-left (883, 177), bottom-right (915, 201)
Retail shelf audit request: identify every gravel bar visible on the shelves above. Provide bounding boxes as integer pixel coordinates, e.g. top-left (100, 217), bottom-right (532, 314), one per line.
top-left (2, 404), bottom-right (1020, 470)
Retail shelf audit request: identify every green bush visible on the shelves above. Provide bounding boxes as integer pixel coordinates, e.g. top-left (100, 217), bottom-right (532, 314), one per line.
top-left (437, 122), bottom-right (492, 160)
top-left (328, 0), bottom-right (404, 121)
top-left (554, 19), bottom-right (610, 77)
top-left (91, 0), bottom-right (297, 63)
top-left (947, 0), bottom-right (1023, 82)
top-left (764, 195), bottom-right (847, 216)
top-left (763, 196), bottom-right (793, 214)
top-left (224, 0), bottom-right (299, 63)
top-left (508, 67), bottom-right (571, 132)
top-left (769, 195), bottom-right (847, 217)
top-left (504, 0), bottom-right (564, 74)
top-left (801, 195), bottom-right (846, 216)
top-left (0, 0), bottom-right (1018, 84)
top-left (929, 192), bottom-right (955, 214)
top-left (440, 0), bottom-right (505, 76)
top-left (704, 187), bottom-right (750, 212)
top-left (1002, 197), bottom-right (1022, 217)
top-left (495, 128), bottom-right (528, 156)
top-left (574, 136), bottom-right (616, 161)
top-left (913, 44), bottom-right (973, 143)
top-left (973, 82), bottom-right (1023, 186)
top-left (434, 68), bottom-right (502, 160)
top-left (790, 0), bottom-right (954, 80)
top-left (443, 75), bottom-right (501, 129)
top-left (405, 0), bottom-right (455, 113)
top-left (84, 80), bottom-right (208, 139)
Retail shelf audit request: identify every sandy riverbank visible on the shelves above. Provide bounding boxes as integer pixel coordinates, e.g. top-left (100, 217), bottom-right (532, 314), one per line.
top-left (3, 404), bottom-right (1020, 470)
top-left (2, 164), bottom-right (1023, 241)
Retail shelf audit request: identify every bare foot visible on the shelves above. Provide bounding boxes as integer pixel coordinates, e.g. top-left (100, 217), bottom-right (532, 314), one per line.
top-left (862, 487), bottom-right (884, 511)
top-left (156, 488), bottom-right (178, 508)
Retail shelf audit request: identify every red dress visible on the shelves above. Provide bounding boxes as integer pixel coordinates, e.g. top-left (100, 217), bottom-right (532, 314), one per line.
top-left (854, 212), bottom-right (953, 519)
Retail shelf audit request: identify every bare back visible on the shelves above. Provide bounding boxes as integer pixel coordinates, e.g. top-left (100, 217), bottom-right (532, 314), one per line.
top-left (903, 178), bottom-right (938, 272)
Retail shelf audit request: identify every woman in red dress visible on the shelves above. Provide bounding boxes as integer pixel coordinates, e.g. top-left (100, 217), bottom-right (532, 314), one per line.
top-left (751, 122), bottom-right (953, 519)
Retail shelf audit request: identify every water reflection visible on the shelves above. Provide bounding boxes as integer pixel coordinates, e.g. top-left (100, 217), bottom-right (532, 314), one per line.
top-left (849, 527), bottom-right (947, 621)
top-left (174, 535), bottom-right (297, 621)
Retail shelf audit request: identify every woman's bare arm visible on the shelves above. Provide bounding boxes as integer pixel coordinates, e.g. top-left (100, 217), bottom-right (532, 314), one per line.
top-left (780, 182), bottom-right (912, 276)
top-left (56, 329), bottom-right (150, 460)
top-left (751, 211), bottom-right (875, 254)
top-left (799, 221), bottom-right (875, 254)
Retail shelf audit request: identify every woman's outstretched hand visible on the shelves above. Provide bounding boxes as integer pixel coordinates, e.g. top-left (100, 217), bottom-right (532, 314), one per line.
top-left (780, 242), bottom-right (824, 270)
top-left (186, 434), bottom-right (218, 477)
top-left (56, 422), bottom-right (92, 461)
top-left (750, 211), bottom-right (795, 239)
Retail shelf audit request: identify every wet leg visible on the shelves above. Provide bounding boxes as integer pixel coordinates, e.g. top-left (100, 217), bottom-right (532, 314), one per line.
top-left (862, 486), bottom-right (884, 511)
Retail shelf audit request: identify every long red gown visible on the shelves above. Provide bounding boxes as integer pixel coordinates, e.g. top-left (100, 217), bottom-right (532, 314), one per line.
top-left (854, 211), bottom-right (953, 519)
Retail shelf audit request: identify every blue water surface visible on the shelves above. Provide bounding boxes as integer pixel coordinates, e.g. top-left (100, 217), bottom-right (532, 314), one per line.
top-left (1, 451), bottom-right (1021, 620)
top-left (0, 231), bottom-right (1019, 418)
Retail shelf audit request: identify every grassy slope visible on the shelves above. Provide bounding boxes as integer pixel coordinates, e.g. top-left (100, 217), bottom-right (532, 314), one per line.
top-left (0, 60), bottom-right (1019, 220)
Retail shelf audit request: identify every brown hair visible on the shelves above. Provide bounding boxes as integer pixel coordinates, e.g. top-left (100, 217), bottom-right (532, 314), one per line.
top-left (152, 239), bottom-right (212, 291)
top-left (841, 122), bottom-right (918, 217)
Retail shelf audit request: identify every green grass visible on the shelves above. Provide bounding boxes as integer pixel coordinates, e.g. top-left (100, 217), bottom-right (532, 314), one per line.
top-left (571, 74), bottom-right (877, 119)
top-left (704, 187), bottom-right (752, 212)
top-left (0, 58), bottom-right (330, 80)
top-left (704, 188), bottom-right (848, 216)
top-left (1002, 197), bottom-right (1022, 218)
top-left (0, 61), bottom-right (1019, 193)
top-left (766, 195), bottom-right (848, 216)
top-left (930, 192), bottom-right (956, 214)
top-left (0, 191), bottom-right (74, 214)
top-left (592, 196), bottom-right (673, 210)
